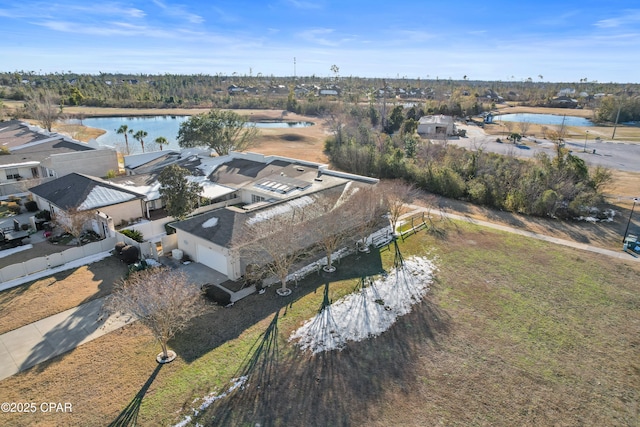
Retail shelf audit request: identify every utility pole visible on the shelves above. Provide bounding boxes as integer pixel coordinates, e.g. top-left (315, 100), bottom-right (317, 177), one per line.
top-left (583, 130), bottom-right (589, 152)
top-left (612, 105), bottom-right (621, 139)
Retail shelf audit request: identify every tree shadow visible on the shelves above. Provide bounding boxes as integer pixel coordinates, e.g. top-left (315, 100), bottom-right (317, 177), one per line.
top-left (16, 297), bottom-right (133, 375)
top-left (199, 310), bottom-right (282, 426)
top-left (172, 249), bottom-right (385, 364)
top-left (200, 294), bottom-right (450, 426)
top-left (197, 242), bottom-right (449, 426)
top-left (108, 363), bottom-right (163, 427)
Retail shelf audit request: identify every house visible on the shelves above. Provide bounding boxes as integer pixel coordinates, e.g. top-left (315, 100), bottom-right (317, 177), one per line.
top-left (118, 150), bottom-right (373, 220)
top-left (161, 151), bottom-right (379, 281)
top-left (0, 120), bottom-right (118, 197)
top-left (29, 172), bottom-right (146, 234)
top-left (417, 115), bottom-right (456, 137)
top-left (117, 149), bottom-right (241, 217)
top-left (318, 85), bottom-right (341, 96)
top-left (548, 96), bottom-right (579, 109)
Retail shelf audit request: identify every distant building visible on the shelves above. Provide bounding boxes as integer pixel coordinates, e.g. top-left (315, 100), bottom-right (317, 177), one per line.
top-left (417, 115), bottom-right (456, 137)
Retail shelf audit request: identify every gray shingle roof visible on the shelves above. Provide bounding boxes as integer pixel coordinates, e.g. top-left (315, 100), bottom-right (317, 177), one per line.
top-left (171, 207), bottom-right (244, 248)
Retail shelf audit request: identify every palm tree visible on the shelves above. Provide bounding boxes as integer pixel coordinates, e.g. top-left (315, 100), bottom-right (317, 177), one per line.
top-left (133, 130), bottom-right (148, 153)
top-left (116, 125), bottom-right (132, 154)
top-left (154, 136), bottom-right (169, 151)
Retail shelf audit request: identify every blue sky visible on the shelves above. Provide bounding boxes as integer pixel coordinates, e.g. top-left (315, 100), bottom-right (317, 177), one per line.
top-left (1, 0), bottom-right (638, 82)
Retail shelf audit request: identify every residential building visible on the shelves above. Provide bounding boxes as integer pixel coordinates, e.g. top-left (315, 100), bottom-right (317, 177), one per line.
top-left (0, 120), bottom-right (118, 197)
top-left (29, 172), bottom-right (146, 234)
top-left (417, 115), bottom-right (456, 137)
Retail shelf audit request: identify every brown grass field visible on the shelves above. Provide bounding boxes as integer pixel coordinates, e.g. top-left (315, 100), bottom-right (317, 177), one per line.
top-left (0, 220), bottom-right (638, 426)
top-left (0, 104), bottom-right (639, 426)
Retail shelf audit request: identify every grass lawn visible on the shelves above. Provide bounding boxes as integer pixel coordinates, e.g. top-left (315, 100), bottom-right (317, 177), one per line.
top-left (1, 219), bottom-right (638, 426)
top-left (0, 256), bottom-right (127, 334)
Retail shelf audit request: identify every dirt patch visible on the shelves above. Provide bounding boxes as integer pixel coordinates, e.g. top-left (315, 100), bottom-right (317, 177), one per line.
top-left (0, 255), bottom-right (127, 334)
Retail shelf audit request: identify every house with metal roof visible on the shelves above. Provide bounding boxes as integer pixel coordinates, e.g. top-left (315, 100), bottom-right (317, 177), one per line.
top-left (29, 172), bottom-right (145, 233)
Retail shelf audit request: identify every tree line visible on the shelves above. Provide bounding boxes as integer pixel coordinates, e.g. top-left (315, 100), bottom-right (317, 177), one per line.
top-left (2, 71), bottom-right (639, 122)
top-left (325, 105), bottom-right (611, 220)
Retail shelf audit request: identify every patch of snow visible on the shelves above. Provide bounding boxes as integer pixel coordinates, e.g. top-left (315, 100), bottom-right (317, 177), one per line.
top-left (289, 256), bottom-right (436, 353)
top-left (202, 217), bottom-right (219, 228)
top-left (173, 376), bottom-right (248, 427)
top-left (0, 244), bottom-right (33, 258)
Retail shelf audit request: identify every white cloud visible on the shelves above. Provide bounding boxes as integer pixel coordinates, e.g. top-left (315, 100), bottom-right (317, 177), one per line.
top-left (285, 0), bottom-right (323, 10)
top-left (595, 9), bottom-right (640, 29)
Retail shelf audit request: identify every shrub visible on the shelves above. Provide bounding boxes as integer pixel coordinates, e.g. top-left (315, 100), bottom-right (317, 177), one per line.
top-left (25, 200), bottom-right (38, 212)
top-left (35, 210), bottom-right (51, 221)
top-left (120, 228), bottom-right (144, 242)
top-left (8, 203), bottom-right (21, 214)
top-left (115, 241), bottom-right (127, 254)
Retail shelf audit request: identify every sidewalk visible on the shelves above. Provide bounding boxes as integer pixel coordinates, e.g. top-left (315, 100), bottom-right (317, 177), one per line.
top-left (0, 297), bottom-right (133, 381)
top-left (400, 204), bottom-right (640, 262)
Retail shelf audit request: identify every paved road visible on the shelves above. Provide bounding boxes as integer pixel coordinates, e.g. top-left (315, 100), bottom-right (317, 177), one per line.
top-left (454, 124), bottom-right (640, 173)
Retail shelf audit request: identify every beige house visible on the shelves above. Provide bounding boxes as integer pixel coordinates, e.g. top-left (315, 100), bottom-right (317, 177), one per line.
top-left (417, 115), bottom-right (456, 137)
top-left (0, 120), bottom-right (118, 197)
top-left (167, 151), bottom-right (380, 280)
top-left (29, 172), bottom-right (146, 236)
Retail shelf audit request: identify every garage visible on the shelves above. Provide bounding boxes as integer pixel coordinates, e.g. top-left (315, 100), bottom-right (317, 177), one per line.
top-left (197, 244), bottom-right (228, 275)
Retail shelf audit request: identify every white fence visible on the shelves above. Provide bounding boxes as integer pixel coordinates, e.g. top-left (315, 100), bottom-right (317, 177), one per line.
top-left (0, 237), bottom-right (117, 284)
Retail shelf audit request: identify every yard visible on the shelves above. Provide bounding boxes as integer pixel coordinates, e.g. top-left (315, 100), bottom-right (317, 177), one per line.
top-left (0, 218), bottom-right (638, 426)
top-left (0, 104), bottom-right (639, 425)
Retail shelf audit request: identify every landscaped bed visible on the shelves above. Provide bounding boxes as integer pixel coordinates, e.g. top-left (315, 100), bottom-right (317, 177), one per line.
top-left (0, 217), bottom-right (638, 426)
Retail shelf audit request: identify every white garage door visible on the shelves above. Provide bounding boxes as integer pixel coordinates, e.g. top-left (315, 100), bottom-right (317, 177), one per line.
top-left (197, 245), bottom-right (228, 275)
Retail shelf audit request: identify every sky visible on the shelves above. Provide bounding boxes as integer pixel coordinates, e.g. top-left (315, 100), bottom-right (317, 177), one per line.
top-left (0, 0), bottom-right (639, 83)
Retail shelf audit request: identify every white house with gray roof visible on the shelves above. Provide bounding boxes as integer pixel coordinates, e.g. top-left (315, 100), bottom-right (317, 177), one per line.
top-left (29, 172), bottom-right (145, 233)
top-left (0, 120), bottom-right (118, 197)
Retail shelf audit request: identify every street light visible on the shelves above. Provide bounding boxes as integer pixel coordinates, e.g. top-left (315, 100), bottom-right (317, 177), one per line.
top-left (623, 197), bottom-right (638, 243)
top-left (583, 130), bottom-right (589, 152)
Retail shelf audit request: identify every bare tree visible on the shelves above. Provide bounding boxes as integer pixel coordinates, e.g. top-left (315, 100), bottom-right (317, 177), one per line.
top-left (234, 202), bottom-right (312, 296)
top-left (349, 184), bottom-right (388, 252)
top-left (104, 267), bottom-right (206, 362)
top-left (503, 120), bottom-right (516, 137)
top-left (305, 189), bottom-right (358, 272)
top-left (53, 207), bottom-right (95, 245)
top-left (379, 180), bottom-right (418, 235)
top-left (519, 120), bottom-right (531, 137)
top-left (25, 90), bottom-right (61, 132)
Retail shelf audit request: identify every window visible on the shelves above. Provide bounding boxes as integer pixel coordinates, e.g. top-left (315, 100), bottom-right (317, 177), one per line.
top-left (251, 194), bottom-right (265, 203)
top-left (5, 168), bottom-right (19, 180)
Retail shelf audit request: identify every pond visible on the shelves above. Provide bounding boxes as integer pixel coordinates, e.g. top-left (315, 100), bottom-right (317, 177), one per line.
top-left (495, 113), bottom-right (594, 127)
top-left (68, 115), bottom-right (314, 153)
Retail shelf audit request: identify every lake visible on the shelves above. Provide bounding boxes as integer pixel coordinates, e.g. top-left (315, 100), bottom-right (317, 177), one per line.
top-left (69, 116), bottom-right (314, 153)
top-left (495, 113), bottom-right (594, 127)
